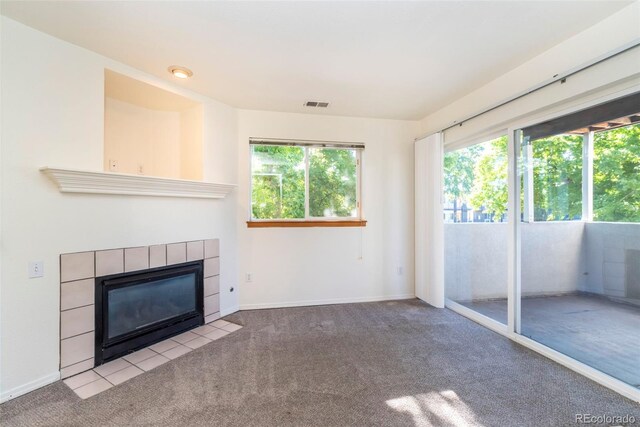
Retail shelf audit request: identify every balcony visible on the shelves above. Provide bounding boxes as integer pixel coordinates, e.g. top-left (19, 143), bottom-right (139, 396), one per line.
top-left (443, 92), bottom-right (640, 391)
top-left (445, 221), bottom-right (640, 388)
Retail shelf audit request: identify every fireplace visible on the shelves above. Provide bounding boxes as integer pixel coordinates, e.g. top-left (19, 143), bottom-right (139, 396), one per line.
top-left (94, 261), bottom-right (204, 365)
top-left (59, 239), bottom-right (220, 379)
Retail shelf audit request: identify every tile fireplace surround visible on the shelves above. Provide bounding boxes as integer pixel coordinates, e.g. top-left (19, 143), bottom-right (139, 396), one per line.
top-left (59, 239), bottom-right (221, 380)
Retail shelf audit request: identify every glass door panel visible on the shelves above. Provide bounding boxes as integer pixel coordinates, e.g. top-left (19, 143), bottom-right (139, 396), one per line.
top-left (444, 136), bottom-right (509, 324)
top-left (517, 96), bottom-right (640, 387)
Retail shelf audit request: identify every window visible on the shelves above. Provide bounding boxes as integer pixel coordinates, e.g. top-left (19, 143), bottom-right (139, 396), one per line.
top-left (520, 91), bottom-right (640, 223)
top-left (522, 124), bottom-right (640, 222)
top-left (593, 123), bottom-right (640, 222)
top-left (249, 138), bottom-right (364, 226)
top-left (528, 134), bottom-right (583, 221)
top-left (443, 136), bottom-right (508, 223)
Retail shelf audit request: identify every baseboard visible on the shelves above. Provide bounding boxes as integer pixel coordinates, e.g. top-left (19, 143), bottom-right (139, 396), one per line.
top-left (239, 294), bottom-right (416, 311)
top-left (0, 371), bottom-right (60, 404)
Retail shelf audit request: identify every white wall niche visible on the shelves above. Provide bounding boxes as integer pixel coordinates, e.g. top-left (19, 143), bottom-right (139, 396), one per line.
top-left (104, 69), bottom-right (204, 180)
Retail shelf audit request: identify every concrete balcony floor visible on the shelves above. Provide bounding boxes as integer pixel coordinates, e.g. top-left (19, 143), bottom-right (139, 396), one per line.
top-left (459, 293), bottom-right (640, 388)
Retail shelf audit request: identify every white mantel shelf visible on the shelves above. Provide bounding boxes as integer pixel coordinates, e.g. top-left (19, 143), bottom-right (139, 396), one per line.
top-left (40, 167), bottom-right (236, 199)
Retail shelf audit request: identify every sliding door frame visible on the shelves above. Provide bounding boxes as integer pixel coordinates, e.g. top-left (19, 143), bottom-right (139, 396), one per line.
top-left (442, 83), bottom-right (640, 403)
top-left (505, 86), bottom-right (640, 403)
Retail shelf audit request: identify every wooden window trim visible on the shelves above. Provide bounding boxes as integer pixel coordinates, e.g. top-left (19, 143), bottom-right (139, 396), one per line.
top-left (247, 220), bottom-right (367, 228)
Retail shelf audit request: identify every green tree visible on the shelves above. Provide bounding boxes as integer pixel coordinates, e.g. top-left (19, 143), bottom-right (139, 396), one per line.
top-left (251, 145), bottom-right (305, 219)
top-left (309, 148), bottom-right (357, 217)
top-left (454, 124), bottom-right (639, 223)
top-left (470, 136), bottom-right (508, 219)
top-left (593, 124), bottom-right (640, 222)
top-left (251, 146), bottom-right (358, 219)
top-left (531, 134), bottom-right (583, 221)
top-left (443, 145), bottom-right (481, 220)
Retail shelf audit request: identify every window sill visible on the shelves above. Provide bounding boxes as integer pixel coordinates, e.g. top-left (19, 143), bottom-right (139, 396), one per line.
top-left (247, 220), bottom-right (367, 228)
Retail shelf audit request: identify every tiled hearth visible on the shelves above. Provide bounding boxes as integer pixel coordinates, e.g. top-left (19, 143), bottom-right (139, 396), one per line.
top-left (59, 239), bottom-right (222, 380)
top-left (63, 319), bottom-right (242, 399)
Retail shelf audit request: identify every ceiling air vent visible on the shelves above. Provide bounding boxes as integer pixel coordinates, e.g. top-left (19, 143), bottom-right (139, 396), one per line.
top-left (304, 101), bottom-right (329, 108)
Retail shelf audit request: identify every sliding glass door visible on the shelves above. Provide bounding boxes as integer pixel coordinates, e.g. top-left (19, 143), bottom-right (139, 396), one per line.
top-left (443, 135), bottom-right (509, 325)
top-left (441, 92), bottom-right (640, 397)
top-left (515, 92), bottom-right (640, 388)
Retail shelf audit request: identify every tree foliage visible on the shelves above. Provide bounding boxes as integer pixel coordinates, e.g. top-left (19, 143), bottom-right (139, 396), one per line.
top-left (593, 124), bottom-right (640, 222)
top-left (309, 148), bottom-right (357, 217)
top-left (443, 136), bottom-right (508, 221)
top-left (469, 136), bottom-right (508, 218)
top-left (252, 145), bottom-right (305, 219)
top-left (251, 145), bottom-right (357, 219)
top-left (531, 134), bottom-right (582, 221)
top-left (443, 124), bottom-right (639, 223)
top-left (443, 145), bottom-right (481, 201)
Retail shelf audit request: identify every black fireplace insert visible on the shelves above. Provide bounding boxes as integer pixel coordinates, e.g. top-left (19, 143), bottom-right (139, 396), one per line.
top-left (95, 261), bottom-right (204, 365)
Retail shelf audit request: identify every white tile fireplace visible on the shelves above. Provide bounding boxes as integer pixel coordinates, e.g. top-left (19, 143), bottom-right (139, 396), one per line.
top-left (59, 239), bottom-right (221, 379)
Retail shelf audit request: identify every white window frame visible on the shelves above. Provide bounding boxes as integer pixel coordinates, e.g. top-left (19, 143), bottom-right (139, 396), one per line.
top-left (249, 138), bottom-right (364, 222)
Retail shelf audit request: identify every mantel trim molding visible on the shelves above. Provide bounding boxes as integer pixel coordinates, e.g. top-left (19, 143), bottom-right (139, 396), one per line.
top-left (41, 167), bottom-right (236, 199)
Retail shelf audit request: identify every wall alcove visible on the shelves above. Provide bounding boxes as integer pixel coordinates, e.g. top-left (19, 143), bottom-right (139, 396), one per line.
top-left (104, 69), bottom-right (204, 180)
top-left (42, 70), bottom-right (236, 199)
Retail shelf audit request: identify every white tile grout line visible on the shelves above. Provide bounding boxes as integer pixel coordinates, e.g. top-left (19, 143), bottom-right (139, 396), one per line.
top-left (65, 321), bottom-right (242, 399)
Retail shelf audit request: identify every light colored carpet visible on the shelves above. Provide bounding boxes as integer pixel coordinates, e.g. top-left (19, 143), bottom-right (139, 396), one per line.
top-left (1, 299), bottom-right (638, 426)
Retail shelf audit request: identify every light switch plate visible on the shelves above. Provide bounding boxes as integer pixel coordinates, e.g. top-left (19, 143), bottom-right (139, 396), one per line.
top-left (28, 261), bottom-right (44, 278)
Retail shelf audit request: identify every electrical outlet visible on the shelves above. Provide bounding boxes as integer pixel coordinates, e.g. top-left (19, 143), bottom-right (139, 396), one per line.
top-left (109, 159), bottom-right (118, 172)
top-left (397, 266), bottom-right (403, 276)
top-left (137, 164), bottom-right (144, 175)
top-left (246, 272), bottom-right (253, 282)
top-left (28, 261), bottom-right (44, 278)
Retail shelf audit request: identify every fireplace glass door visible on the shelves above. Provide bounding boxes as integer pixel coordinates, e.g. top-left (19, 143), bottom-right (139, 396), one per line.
top-left (96, 261), bottom-right (203, 364)
top-left (107, 273), bottom-right (198, 340)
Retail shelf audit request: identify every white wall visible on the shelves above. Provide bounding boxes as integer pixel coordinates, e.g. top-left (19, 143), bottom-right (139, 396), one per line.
top-left (421, 2), bottom-right (640, 147)
top-left (0, 18), bottom-right (239, 400)
top-left (237, 110), bottom-right (419, 309)
top-left (104, 99), bottom-right (204, 180)
top-left (180, 105), bottom-right (204, 181)
top-left (445, 221), bottom-right (640, 302)
top-left (445, 222), bottom-right (586, 301)
top-left (105, 98), bottom-right (181, 177)
top-left (584, 222), bottom-right (640, 298)
top-left (445, 223), bottom-right (509, 301)
top-left (521, 222), bottom-right (586, 297)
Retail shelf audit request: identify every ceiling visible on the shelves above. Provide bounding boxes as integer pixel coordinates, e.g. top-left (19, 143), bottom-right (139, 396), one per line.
top-left (1, 1), bottom-right (631, 120)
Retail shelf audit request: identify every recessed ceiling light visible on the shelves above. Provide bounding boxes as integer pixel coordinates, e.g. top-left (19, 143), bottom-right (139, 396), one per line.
top-left (168, 66), bottom-right (193, 79)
